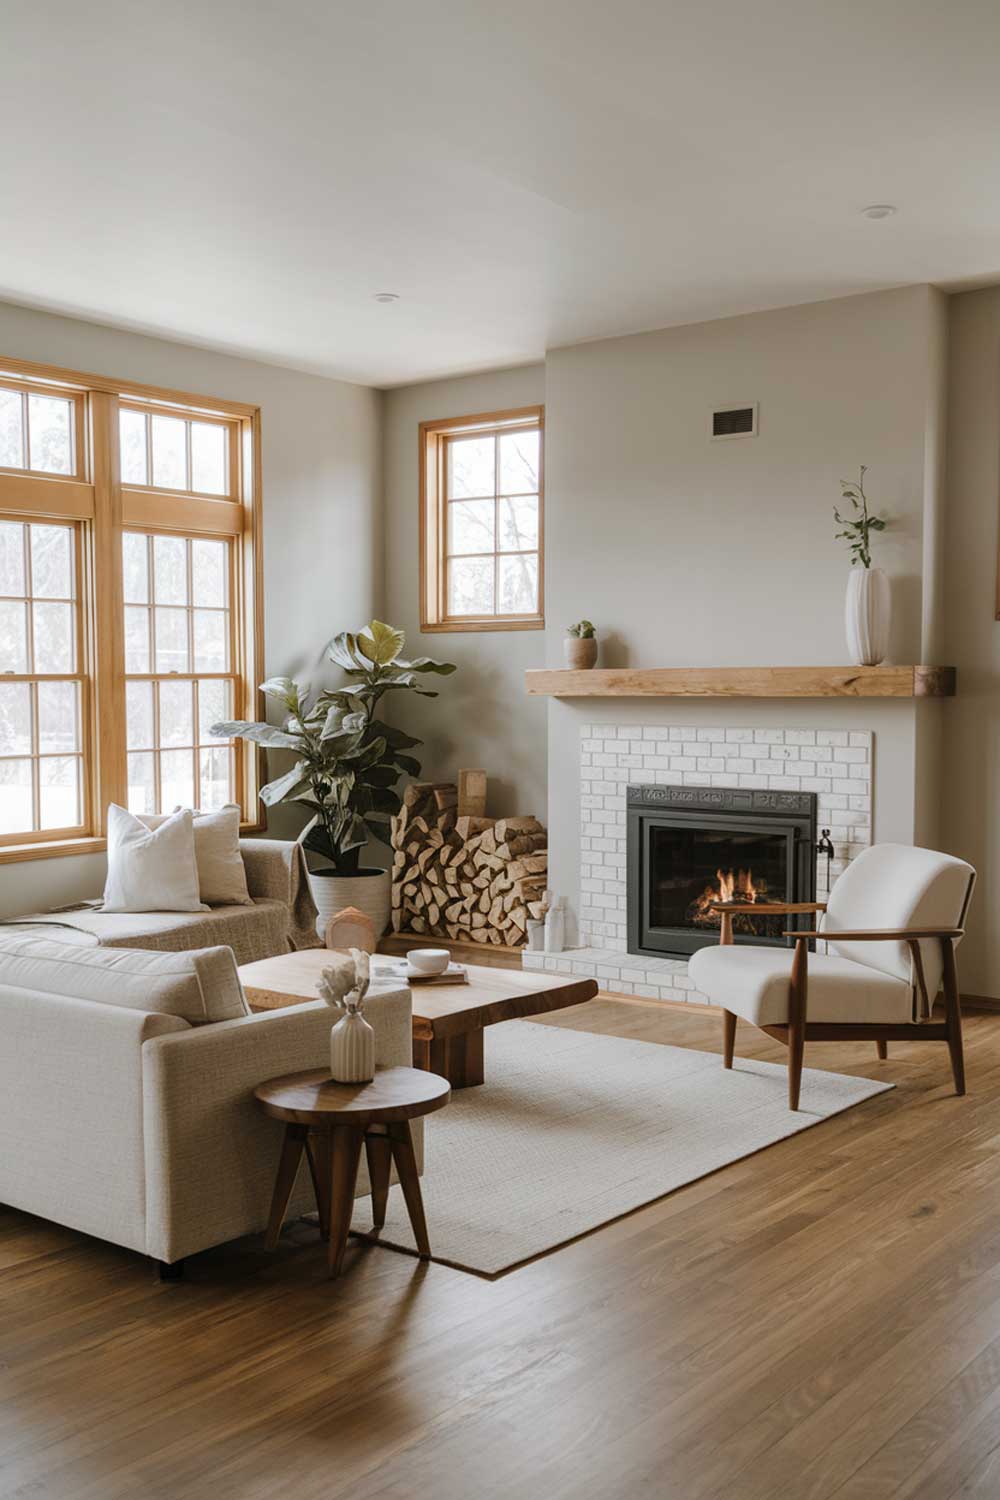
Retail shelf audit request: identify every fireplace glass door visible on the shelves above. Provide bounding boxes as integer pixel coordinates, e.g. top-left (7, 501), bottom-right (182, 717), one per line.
top-left (646, 820), bottom-right (792, 945)
top-left (626, 786), bottom-right (817, 958)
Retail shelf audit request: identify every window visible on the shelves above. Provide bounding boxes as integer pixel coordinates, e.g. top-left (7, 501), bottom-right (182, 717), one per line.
top-left (0, 356), bottom-right (263, 858)
top-left (0, 520), bottom-right (86, 839)
top-left (119, 404), bottom-right (235, 497)
top-left (420, 406), bottom-right (544, 631)
top-left (0, 378), bottom-right (84, 479)
top-left (123, 532), bottom-right (237, 815)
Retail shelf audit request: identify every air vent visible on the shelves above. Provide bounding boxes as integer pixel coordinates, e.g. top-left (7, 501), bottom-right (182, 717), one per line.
top-left (711, 403), bottom-right (758, 440)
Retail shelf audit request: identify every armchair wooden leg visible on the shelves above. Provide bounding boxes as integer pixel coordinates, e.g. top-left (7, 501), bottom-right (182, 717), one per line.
top-left (876, 1040), bottom-right (888, 1061)
top-left (722, 1009), bottom-right (736, 1069)
top-left (942, 940), bottom-right (966, 1096)
top-left (787, 938), bottom-right (808, 1111)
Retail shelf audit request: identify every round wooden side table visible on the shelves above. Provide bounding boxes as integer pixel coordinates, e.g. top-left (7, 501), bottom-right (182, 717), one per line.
top-left (254, 1066), bottom-right (450, 1278)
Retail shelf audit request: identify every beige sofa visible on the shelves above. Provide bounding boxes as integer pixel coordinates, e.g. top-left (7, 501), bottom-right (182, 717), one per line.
top-left (6, 839), bottom-right (322, 964)
top-left (0, 934), bottom-right (414, 1276)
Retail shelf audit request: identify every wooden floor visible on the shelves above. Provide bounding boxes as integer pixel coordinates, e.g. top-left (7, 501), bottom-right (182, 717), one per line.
top-left (4, 999), bottom-right (1000, 1500)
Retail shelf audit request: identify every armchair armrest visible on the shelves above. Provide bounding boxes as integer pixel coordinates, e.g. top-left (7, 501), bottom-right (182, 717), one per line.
top-left (711, 902), bottom-right (827, 914)
top-left (784, 927), bottom-right (964, 940)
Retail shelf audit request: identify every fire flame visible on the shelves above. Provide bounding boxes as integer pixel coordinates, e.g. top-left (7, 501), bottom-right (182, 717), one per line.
top-left (688, 867), bottom-right (767, 926)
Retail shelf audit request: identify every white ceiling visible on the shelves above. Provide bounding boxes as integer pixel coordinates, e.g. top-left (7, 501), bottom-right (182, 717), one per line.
top-left (5, 0), bottom-right (1000, 389)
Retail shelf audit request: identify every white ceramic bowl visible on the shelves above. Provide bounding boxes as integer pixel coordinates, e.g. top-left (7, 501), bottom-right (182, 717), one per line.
top-left (406, 947), bottom-right (450, 976)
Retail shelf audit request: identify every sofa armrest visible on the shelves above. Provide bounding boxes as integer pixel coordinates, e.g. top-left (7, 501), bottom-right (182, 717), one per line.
top-left (141, 984), bottom-right (413, 1263)
top-left (238, 838), bottom-right (320, 951)
top-left (0, 986), bottom-right (188, 1255)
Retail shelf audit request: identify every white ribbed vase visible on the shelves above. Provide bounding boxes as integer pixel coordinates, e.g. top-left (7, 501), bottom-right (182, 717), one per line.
top-left (329, 1009), bottom-right (376, 1083)
top-left (308, 867), bottom-right (391, 940)
top-left (845, 567), bottom-right (890, 666)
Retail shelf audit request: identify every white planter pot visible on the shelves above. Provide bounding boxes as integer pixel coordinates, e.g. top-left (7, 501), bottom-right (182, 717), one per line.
top-left (845, 567), bottom-right (890, 666)
top-left (308, 867), bottom-right (392, 942)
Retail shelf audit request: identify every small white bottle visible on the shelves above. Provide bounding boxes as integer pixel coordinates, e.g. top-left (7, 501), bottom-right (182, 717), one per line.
top-left (544, 897), bottom-right (565, 954)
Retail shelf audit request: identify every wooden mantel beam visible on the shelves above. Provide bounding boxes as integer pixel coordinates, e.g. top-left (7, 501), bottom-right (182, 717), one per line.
top-left (524, 665), bottom-right (957, 699)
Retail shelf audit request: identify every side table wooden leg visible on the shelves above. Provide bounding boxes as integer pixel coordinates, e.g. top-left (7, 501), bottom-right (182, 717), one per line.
top-left (327, 1125), bottom-right (363, 1278)
top-left (264, 1124), bottom-right (307, 1251)
top-left (365, 1130), bottom-right (392, 1230)
top-left (306, 1130), bottom-right (332, 1241)
top-left (388, 1121), bottom-right (431, 1258)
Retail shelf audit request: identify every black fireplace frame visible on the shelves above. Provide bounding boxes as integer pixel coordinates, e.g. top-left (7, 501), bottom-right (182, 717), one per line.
top-left (626, 784), bottom-right (817, 959)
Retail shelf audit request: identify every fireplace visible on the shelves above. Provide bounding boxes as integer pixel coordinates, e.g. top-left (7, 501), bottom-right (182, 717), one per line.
top-left (626, 784), bottom-right (817, 958)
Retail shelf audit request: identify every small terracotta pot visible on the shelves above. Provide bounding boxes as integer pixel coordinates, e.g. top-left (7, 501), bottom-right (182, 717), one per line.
top-left (564, 635), bottom-right (598, 669)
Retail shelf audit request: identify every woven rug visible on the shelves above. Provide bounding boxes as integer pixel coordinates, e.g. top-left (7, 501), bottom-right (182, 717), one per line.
top-left (349, 1020), bottom-right (892, 1277)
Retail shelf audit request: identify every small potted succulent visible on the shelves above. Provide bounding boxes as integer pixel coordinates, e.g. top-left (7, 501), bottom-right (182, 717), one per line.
top-left (565, 619), bottom-right (598, 670)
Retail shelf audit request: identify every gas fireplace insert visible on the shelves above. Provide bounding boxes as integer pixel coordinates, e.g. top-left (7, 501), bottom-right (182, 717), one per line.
top-left (626, 784), bottom-right (817, 958)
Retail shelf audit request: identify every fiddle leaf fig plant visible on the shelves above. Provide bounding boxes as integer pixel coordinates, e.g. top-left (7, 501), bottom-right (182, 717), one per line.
top-left (212, 620), bottom-right (456, 876)
top-left (834, 465), bottom-right (887, 569)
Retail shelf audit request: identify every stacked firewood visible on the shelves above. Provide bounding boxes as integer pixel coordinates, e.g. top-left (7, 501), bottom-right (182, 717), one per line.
top-left (390, 778), bottom-right (548, 947)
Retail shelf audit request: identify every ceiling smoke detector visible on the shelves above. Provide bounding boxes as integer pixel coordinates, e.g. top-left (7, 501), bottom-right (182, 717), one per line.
top-left (373, 291), bottom-right (400, 303)
top-left (861, 205), bottom-right (897, 220)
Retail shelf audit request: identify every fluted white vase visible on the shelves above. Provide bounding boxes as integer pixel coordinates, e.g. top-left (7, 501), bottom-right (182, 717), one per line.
top-left (329, 1009), bottom-right (376, 1084)
top-left (845, 567), bottom-right (890, 666)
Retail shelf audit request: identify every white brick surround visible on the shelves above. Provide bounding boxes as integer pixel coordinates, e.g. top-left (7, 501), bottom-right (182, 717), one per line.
top-left (523, 722), bottom-right (873, 1005)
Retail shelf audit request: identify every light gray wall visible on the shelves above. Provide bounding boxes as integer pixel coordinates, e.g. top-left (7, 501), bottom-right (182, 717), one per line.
top-left (382, 364), bottom-right (548, 821)
top-left (942, 285), bottom-right (1000, 996)
top-left (544, 285), bottom-right (939, 674)
top-left (542, 285), bottom-right (949, 942)
top-left (0, 299), bottom-right (382, 911)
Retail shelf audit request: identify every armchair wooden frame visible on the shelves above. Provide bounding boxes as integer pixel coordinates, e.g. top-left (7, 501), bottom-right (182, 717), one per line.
top-left (711, 901), bottom-right (967, 1110)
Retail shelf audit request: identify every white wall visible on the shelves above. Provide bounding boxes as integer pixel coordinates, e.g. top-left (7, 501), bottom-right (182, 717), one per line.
top-left (383, 364), bottom-right (548, 821)
top-left (0, 299), bottom-right (382, 912)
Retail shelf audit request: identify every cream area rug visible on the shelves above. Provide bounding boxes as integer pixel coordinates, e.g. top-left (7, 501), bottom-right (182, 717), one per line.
top-left (349, 1021), bottom-right (892, 1277)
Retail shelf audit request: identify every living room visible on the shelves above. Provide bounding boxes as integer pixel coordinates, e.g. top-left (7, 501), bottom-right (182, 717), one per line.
top-left (3, 4), bottom-right (1000, 1497)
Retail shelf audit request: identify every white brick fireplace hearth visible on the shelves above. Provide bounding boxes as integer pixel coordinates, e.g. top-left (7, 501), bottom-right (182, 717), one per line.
top-left (523, 722), bottom-right (873, 1005)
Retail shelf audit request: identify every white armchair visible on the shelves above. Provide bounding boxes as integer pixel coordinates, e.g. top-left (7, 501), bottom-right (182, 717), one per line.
top-left (688, 843), bottom-right (976, 1110)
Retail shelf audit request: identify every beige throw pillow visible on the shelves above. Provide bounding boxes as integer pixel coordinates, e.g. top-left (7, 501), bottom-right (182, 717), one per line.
top-left (103, 805), bottom-right (208, 914)
top-left (140, 804), bottom-right (252, 907)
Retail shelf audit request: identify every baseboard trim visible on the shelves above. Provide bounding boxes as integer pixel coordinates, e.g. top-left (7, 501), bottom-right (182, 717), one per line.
top-left (598, 990), bottom-right (1000, 1019)
top-left (962, 993), bottom-right (1000, 1013)
top-left (595, 989), bottom-right (717, 1016)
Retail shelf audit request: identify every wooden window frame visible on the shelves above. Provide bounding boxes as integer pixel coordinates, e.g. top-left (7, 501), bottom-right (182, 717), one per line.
top-left (0, 515), bottom-right (92, 847)
top-left (419, 405), bottom-right (544, 633)
top-left (121, 527), bottom-right (242, 819)
top-left (0, 355), bottom-right (265, 862)
top-left (0, 374), bottom-right (87, 484)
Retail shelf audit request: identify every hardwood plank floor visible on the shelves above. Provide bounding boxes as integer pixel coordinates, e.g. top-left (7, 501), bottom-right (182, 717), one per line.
top-left (3, 1000), bottom-right (1000, 1499)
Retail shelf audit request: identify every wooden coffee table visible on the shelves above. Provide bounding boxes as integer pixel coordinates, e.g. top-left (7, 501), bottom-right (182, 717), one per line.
top-left (239, 950), bottom-right (598, 1089)
top-left (254, 1066), bottom-right (450, 1278)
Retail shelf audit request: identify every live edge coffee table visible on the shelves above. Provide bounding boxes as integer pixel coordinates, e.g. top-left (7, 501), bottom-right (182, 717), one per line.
top-left (239, 950), bottom-right (599, 1089)
top-left (255, 1066), bottom-right (450, 1278)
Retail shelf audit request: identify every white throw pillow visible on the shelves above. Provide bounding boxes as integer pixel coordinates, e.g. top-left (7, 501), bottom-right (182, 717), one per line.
top-left (102, 805), bottom-right (209, 914)
top-left (139, 803), bottom-right (252, 907)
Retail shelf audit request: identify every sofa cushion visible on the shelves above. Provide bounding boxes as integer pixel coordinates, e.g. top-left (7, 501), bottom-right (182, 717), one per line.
top-left (4, 897), bottom-right (297, 967)
top-left (103, 805), bottom-right (208, 913)
top-left (0, 933), bottom-right (249, 1025)
top-left (688, 943), bottom-right (914, 1025)
top-left (140, 804), bottom-right (252, 907)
